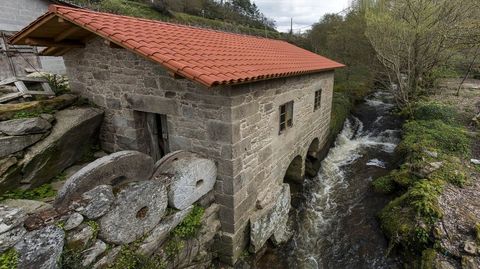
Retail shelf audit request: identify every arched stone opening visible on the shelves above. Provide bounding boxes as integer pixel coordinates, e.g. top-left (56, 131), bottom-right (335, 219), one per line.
top-left (283, 155), bottom-right (304, 208)
top-left (305, 138), bottom-right (322, 178)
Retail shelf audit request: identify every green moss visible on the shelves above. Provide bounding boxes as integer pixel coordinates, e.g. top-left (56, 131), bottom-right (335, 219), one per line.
top-left (0, 184), bottom-right (56, 201)
top-left (372, 175), bottom-right (396, 194)
top-left (59, 249), bottom-right (86, 269)
top-left (53, 172), bottom-right (67, 182)
top-left (0, 248), bottom-right (18, 269)
top-left (86, 220), bottom-right (99, 238)
top-left (412, 102), bottom-right (458, 124)
top-left (399, 120), bottom-right (471, 157)
top-left (428, 157), bottom-right (468, 187)
top-left (420, 248), bottom-right (436, 269)
top-left (171, 205), bottom-right (204, 239)
top-left (108, 245), bottom-right (166, 269)
top-left (12, 107), bottom-right (55, 119)
top-left (164, 239), bottom-right (184, 259)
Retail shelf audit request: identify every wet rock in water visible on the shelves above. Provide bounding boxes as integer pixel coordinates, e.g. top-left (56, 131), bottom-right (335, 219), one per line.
top-left (161, 152), bottom-right (216, 210)
top-left (0, 117), bottom-right (52, 136)
top-left (0, 205), bottom-right (26, 234)
top-left (250, 184), bottom-right (291, 252)
top-left (55, 151), bottom-right (153, 210)
top-left (19, 107), bottom-right (103, 188)
top-left (82, 239), bottom-right (107, 266)
top-left (99, 181), bottom-right (167, 244)
top-left (464, 241), bottom-right (477, 255)
top-left (0, 134), bottom-right (43, 158)
top-left (92, 246), bottom-right (121, 269)
top-left (137, 205), bottom-right (193, 255)
top-left (64, 212), bottom-right (84, 231)
top-left (77, 185), bottom-right (114, 219)
top-left (14, 225), bottom-right (64, 269)
top-left (0, 226), bottom-right (26, 252)
top-left (66, 224), bottom-right (95, 250)
top-left (2, 199), bottom-right (52, 215)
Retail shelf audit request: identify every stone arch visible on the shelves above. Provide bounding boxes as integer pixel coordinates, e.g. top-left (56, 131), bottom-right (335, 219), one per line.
top-left (283, 155), bottom-right (304, 208)
top-left (305, 138), bottom-right (323, 178)
top-left (307, 138), bottom-right (321, 159)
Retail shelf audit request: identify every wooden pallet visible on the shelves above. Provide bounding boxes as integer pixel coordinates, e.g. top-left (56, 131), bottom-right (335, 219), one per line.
top-left (0, 76), bottom-right (55, 103)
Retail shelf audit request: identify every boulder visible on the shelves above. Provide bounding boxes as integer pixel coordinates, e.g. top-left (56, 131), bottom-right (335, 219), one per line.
top-left (77, 185), bottom-right (114, 219)
top-left (99, 181), bottom-right (168, 244)
top-left (471, 159), bottom-right (480, 165)
top-left (0, 94), bottom-right (77, 121)
top-left (55, 151), bottom-right (153, 210)
top-left (416, 161), bottom-right (443, 178)
top-left (66, 224), bottom-right (95, 250)
top-left (82, 239), bottom-right (107, 266)
top-left (0, 205), bottom-right (26, 234)
top-left (0, 117), bottom-right (52, 136)
top-left (14, 225), bottom-right (64, 269)
top-left (19, 107), bottom-right (103, 188)
top-left (250, 184), bottom-right (291, 252)
top-left (64, 212), bottom-right (84, 231)
top-left (0, 134), bottom-right (43, 158)
top-left (1, 199), bottom-right (52, 215)
top-left (137, 205), bottom-right (193, 255)
top-left (159, 152), bottom-right (216, 210)
top-left (0, 226), bottom-right (26, 252)
top-left (0, 156), bottom-right (17, 176)
top-left (464, 241), bottom-right (477, 255)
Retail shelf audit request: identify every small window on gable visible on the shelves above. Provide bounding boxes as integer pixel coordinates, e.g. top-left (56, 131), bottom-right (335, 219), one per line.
top-left (314, 89), bottom-right (322, 111)
top-left (279, 101), bottom-right (294, 134)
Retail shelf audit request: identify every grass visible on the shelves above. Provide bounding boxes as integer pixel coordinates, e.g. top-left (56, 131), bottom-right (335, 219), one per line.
top-left (171, 205), bottom-right (204, 239)
top-left (0, 248), bottom-right (18, 269)
top-left (13, 107), bottom-right (55, 119)
top-left (0, 184), bottom-right (56, 201)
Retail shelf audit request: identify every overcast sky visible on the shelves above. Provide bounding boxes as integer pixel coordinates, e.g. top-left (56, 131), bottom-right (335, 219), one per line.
top-left (254, 0), bottom-right (351, 33)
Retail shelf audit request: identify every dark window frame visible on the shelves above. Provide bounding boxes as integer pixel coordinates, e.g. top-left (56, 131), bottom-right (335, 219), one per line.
top-left (279, 101), bottom-right (294, 134)
top-left (314, 89), bottom-right (322, 111)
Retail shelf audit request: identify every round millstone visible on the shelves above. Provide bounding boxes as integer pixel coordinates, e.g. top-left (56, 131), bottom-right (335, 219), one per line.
top-left (161, 152), bottom-right (217, 210)
top-left (99, 181), bottom-right (167, 244)
top-left (54, 151), bottom-right (154, 210)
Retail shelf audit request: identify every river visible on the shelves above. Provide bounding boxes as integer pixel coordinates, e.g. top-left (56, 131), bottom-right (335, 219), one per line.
top-left (257, 91), bottom-right (403, 269)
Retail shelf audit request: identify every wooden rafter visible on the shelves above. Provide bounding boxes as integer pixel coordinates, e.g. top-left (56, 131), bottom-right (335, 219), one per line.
top-left (54, 26), bottom-right (81, 42)
top-left (25, 37), bottom-right (85, 48)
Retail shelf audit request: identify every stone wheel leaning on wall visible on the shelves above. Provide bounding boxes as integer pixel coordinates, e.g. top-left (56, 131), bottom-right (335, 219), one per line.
top-left (0, 150), bottom-right (218, 268)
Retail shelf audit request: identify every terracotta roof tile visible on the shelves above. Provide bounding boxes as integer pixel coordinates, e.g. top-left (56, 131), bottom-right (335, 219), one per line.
top-left (14, 5), bottom-right (344, 87)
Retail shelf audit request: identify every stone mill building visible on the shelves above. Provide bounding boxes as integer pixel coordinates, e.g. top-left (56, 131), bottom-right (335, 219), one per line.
top-left (10, 5), bottom-right (344, 264)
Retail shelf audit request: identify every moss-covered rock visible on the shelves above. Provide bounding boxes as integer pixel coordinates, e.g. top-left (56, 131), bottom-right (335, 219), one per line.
top-left (0, 94), bottom-right (77, 121)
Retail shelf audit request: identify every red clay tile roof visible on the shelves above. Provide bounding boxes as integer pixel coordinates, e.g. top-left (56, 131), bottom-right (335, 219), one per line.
top-left (12, 5), bottom-right (344, 87)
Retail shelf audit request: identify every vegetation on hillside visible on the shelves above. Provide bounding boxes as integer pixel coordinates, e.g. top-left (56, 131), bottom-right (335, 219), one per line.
top-left (67, 0), bottom-right (281, 38)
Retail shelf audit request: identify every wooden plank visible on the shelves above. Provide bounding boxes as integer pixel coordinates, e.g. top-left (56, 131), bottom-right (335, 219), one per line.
top-left (146, 113), bottom-right (161, 162)
top-left (0, 77), bottom-right (18, 86)
top-left (9, 14), bottom-right (56, 44)
top-left (0, 92), bottom-right (23, 103)
top-left (40, 82), bottom-right (55, 95)
top-left (14, 81), bottom-right (31, 99)
top-left (23, 91), bottom-right (55, 96)
top-left (25, 37), bottom-right (85, 48)
top-left (18, 77), bottom-right (48, 83)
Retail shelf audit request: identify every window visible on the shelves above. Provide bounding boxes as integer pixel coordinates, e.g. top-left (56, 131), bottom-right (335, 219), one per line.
top-left (314, 89), bottom-right (322, 111)
top-left (279, 101), bottom-right (294, 133)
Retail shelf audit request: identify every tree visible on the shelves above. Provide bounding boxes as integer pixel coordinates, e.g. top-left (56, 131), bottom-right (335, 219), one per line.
top-left (364, 0), bottom-right (477, 107)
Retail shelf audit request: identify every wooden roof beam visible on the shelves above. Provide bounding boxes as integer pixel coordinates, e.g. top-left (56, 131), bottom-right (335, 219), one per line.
top-left (54, 25), bottom-right (81, 42)
top-left (25, 37), bottom-right (85, 48)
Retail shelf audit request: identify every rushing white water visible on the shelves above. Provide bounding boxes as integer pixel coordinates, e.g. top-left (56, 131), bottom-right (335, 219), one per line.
top-left (286, 91), bottom-right (403, 269)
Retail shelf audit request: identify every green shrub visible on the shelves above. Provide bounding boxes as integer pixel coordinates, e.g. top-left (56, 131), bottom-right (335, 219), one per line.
top-left (372, 175), bottom-right (396, 194)
top-left (0, 248), bottom-right (18, 269)
top-left (412, 102), bottom-right (457, 124)
top-left (43, 74), bottom-right (70, 95)
top-left (0, 184), bottom-right (56, 201)
top-left (13, 107), bottom-right (55, 119)
top-left (171, 205), bottom-right (204, 239)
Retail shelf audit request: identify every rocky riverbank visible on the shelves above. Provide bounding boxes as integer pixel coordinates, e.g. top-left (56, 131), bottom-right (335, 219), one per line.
top-left (373, 79), bottom-right (480, 268)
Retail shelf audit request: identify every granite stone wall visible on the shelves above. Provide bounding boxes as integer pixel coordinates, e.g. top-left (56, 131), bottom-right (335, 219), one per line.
top-left (63, 37), bottom-right (334, 264)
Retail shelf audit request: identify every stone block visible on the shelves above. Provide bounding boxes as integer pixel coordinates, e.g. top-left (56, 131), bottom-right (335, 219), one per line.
top-left (231, 102), bottom-right (258, 120)
top-left (0, 134), bottom-right (43, 158)
top-left (126, 93), bottom-right (179, 116)
top-left (0, 117), bottom-right (51, 136)
top-left (206, 120), bottom-right (232, 143)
